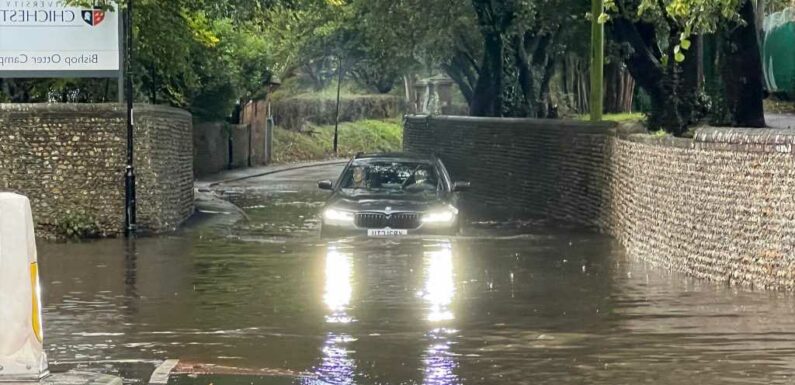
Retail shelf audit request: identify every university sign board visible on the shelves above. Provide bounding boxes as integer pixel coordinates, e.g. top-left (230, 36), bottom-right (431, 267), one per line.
top-left (0, 0), bottom-right (121, 78)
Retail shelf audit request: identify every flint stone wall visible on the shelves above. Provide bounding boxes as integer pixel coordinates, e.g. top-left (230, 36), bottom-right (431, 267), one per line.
top-left (0, 103), bottom-right (194, 237)
top-left (404, 115), bottom-right (795, 290)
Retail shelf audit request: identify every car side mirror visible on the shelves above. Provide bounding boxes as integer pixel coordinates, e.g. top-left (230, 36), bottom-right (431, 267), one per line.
top-left (318, 180), bottom-right (334, 190)
top-left (452, 181), bottom-right (470, 192)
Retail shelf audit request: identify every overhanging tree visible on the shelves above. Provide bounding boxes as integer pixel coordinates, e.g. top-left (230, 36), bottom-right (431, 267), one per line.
top-left (360, 0), bottom-right (590, 118)
top-left (607, 0), bottom-right (765, 133)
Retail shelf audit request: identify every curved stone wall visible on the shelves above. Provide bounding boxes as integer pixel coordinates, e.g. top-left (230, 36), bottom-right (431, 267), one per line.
top-left (0, 103), bottom-right (194, 237)
top-left (404, 115), bottom-right (795, 289)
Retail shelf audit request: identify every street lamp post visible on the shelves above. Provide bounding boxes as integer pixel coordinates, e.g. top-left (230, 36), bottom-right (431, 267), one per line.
top-left (124, 0), bottom-right (136, 237)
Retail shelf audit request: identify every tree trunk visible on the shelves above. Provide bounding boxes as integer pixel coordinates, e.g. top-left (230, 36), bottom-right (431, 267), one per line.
top-left (611, 16), bottom-right (671, 129)
top-left (604, 63), bottom-right (636, 114)
top-left (574, 57), bottom-right (589, 113)
top-left (441, 50), bottom-right (477, 108)
top-left (537, 58), bottom-right (556, 118)
top-left (611, 9), bottom-right (700, 135)
top-left (720, 0), bottom-right (766, 127)
top-left (514, 34), bottom-right (536, 117)
top-left (470, 31), bottom-right (503, 116)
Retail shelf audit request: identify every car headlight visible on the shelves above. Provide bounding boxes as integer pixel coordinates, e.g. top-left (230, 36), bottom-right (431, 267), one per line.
top-left (324, 208), bottom-right (354, 223)
top-left (422, 207), bottom-right (458, 223)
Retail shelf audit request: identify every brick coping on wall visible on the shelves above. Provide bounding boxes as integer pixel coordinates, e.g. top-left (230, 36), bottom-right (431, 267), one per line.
top-left (0, 103), bottom-right (192, 118)
top-left (404, 115), bottom-right (795, 290)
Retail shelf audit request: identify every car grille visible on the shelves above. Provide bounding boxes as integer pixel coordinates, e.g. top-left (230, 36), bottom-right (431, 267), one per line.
top-left (355, 212), bottom-right (421, 229)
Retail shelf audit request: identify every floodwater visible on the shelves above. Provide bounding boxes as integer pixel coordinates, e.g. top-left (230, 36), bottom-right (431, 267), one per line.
top-left (38, 164), bottom-right (795, 384)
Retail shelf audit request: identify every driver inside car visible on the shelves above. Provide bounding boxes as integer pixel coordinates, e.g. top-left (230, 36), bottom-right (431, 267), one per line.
top-left (351, 166), bottom-right (368, 189)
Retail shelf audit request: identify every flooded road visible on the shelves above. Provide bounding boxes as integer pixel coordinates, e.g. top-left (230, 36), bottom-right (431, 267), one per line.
top-left (39, 164), bottom-right (795, 384)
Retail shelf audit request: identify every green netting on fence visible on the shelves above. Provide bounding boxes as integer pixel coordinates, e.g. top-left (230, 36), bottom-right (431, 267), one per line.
top-left (763, 7), bottom-right (795, 96)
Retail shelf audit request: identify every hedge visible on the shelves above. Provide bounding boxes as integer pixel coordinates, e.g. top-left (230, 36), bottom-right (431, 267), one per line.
top-left (273, 94), bottom-right (403, 130)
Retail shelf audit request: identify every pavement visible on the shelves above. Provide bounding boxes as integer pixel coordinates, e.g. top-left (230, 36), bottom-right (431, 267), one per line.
top-left (766, 113), bottom-right (795, 129)
top-left (188, 160), bottom-right (348, 232)
top-left (2, 372), bottom-right (124, 385)
top-left (195, 159), bottom-right (348, 190)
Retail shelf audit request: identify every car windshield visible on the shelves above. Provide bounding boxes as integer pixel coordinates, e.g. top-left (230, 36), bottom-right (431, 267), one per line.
top-left (339, 161), bottom-right (441, 196)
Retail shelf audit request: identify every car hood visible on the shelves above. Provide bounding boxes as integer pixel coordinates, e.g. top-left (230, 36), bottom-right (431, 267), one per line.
top-left (327, 195), bottom-right (445, 213)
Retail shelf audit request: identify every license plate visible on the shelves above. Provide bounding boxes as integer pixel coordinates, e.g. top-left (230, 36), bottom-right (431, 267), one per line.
top-left (367, 229), bottom-right (408, 237)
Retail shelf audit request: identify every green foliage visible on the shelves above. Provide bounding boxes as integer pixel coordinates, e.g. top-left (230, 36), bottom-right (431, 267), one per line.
top-left (607, 0), bottom-right (745, 61)
top-left (576, 112), bottom-right (645, 122)
top-left (132, 3), bottom-right (271, 120)
top-left (55, 212), bottom-right (101, 239)
top-left (24, 1), bottom-right (272, 122)
top-left (261, 0), bottom-right (352, 89)
top-left (650, 129), bottom-right (668, 138)
top-left (52, 0), bottom-right (591, 118)
top-left (25, 0), bottom-right (762, 129)
top-left (765, 0), bottom-right (795, 13)
top-left (273, 119), bottom-right (403, 163)
top-left (259, 0), bottom-right (509, 97)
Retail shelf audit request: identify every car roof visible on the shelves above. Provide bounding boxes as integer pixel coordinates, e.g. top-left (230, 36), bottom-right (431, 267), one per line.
top-left (352, 152), bottom-right (436, 162)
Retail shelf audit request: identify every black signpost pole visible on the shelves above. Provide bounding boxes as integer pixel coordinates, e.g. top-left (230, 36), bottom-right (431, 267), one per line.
top-left (333, 56), bottom-right (343, 155)
top-left (124, 0), bottom-right (137, 237)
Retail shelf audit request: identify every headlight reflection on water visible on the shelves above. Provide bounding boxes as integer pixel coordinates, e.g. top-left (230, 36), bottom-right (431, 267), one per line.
top-left (314, 246), bottom-right (357, 385)
top-left (316, 332), bottom-right (357, 385)
top-left (316, 242), bottom-right (460, 385)
top-left (421, 242), bottom-right (460, 384)
top-left (424, 327), bottom-right (460, 385)
top-left (422, 243), bottom-right (455, 322)
top-left (324, 247), bottom-right (354, 324)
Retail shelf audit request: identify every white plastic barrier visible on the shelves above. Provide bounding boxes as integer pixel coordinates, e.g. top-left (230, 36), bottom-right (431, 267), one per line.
top-left (0, 193), bottom-right (49, 382)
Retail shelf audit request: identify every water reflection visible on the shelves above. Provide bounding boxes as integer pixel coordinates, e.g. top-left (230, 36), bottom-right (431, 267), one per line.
top-left (421, 242), bottom-right (455, 322)
top-left (421, 242), bottom-right (459, 385)
top-left (423, 328), bottom-right (459, 385)
top-left (324, 247), bottom-right (354, 324)
top-left (311, 245), bottom-right (358, 385)
top-left (314, 333), bottom-right (356, 385)
top-left (123, 239), bottom-right (139, 316)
